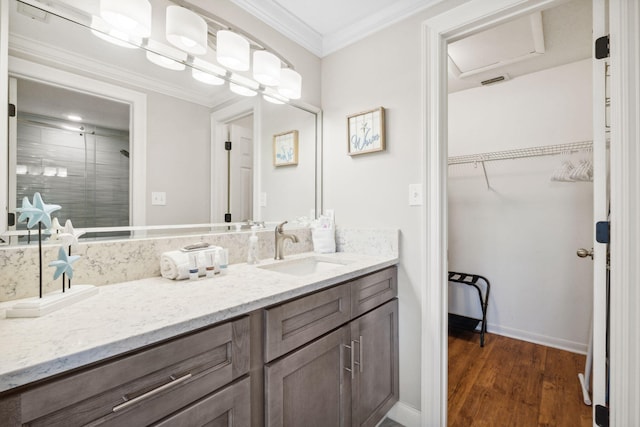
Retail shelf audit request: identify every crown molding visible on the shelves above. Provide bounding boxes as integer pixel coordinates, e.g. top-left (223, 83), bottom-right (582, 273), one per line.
top-left (231, 0), bottom-right (442, 57)
top-left (230, 0), bottom-right (323, 57)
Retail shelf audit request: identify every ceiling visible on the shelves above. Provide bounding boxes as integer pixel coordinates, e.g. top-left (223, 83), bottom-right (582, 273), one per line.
top-left (233, 0), bottom-right (593, 92)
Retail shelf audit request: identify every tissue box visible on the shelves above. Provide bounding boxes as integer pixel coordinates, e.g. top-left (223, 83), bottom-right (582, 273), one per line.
top-left (312, 228), bottom-right (336, 253)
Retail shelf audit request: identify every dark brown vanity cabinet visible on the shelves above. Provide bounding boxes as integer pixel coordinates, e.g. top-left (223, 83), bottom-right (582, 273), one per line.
top-left (1, 316), bottom-right (251, 427)
top-left (264, 266), bottom-right (399, 427)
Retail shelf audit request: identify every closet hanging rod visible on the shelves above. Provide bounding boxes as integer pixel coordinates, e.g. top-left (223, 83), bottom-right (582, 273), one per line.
top-left (448, 140), bottom-right (593, 165)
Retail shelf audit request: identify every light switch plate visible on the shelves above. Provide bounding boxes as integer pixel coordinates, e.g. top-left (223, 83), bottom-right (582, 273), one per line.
top-left (409, 184), bottom-right (423, 206)
top-left (151, 191), bottom-right (166, 206)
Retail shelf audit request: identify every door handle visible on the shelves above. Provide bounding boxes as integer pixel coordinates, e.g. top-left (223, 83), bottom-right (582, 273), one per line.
top-left (353, 336), bottom-right (363, 373)
top-left (577, 248), bottom-right (594, 259)
top-left (343, 341), bottom-right (355, 379)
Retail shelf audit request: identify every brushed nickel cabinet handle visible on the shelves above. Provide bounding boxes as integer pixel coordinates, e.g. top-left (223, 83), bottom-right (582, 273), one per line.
top-left (358, 336), bottom-right (363, 373)
top-left (343, 341), bottom-right (355, 379)
top-left (112, 373), bottom-right (192, 413)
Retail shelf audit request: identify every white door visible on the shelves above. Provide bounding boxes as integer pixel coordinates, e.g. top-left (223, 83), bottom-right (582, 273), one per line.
top-left (228, 123), bottom-right (253, 223)
top-left (590, 0), bottom-right (609, 424)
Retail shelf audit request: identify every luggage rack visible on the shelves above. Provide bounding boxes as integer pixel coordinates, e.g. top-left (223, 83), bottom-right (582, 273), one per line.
top-left (448, 271), bottom-right (490, 347)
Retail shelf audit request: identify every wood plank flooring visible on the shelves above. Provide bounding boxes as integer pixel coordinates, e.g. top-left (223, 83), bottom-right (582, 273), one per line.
top-left (448, 331), bottom-right (593, 427)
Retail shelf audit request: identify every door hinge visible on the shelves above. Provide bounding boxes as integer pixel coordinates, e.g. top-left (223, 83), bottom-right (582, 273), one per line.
top-left (8, 103), bottom-right (16, 117)
top-left (8, 213), bottom-right (15, 227)
top-left (595, 35), bottom-right (609, 59)
top-left (595, 404), bottom-right (609, 427)
top-left (224, 213), bottom-right (232, 223)
top-left (225, 140), bottom-right (232, 151)
top-left (596, 221), bottom-right (610, 244)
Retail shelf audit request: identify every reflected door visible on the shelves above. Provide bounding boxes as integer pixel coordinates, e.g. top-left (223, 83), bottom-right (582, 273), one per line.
top-left (228, 123), bottom-right (253, 222)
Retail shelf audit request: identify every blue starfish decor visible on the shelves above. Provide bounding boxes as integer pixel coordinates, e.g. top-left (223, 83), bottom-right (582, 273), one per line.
top-left (15, 192), bottom-right (61, 229)
top-left (49, 246), bottom-right (80, 280)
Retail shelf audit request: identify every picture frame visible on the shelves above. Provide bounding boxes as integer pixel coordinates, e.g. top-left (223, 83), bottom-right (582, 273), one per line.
top-left (347, 107), bottom-right (385, 155)
top-left (273, 130), bottom-right (299, 166)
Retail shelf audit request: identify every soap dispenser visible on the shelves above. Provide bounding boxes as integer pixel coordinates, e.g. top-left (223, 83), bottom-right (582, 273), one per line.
top-left (247, 226), bottom-right (260, 265)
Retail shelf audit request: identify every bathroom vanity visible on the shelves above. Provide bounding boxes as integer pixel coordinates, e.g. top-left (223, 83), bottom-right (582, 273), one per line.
top-left (0, 253), bottom-right (398, 427)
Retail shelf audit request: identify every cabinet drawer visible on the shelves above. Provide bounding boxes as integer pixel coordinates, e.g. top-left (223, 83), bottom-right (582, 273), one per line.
top-left (351, 266), bottom-right (397, 318)
top-left (21, 316), bottom-right (250, 426)
top-left (153, 377), bottom-right (250, 427)
top-left (264, 284), bottom-right (351, 362)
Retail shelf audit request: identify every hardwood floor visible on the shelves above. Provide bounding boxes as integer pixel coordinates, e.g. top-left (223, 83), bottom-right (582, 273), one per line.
top-left (448, 331), bottom-right (592, 427)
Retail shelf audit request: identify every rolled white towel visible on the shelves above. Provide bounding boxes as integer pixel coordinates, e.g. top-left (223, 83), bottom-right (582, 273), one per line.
top-left (160, 248), bottom-right (221, 280)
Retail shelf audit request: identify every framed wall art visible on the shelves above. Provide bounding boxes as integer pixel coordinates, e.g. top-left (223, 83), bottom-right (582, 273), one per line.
top-left (273, 130), bottom-right (299, 166)
top-left (347, 107), bottom-right (385, 155)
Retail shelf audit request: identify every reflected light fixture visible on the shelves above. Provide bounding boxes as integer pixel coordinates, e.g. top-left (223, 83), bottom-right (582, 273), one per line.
top-left (100, 0), bottom-right (151, 38)
top-left (67, 114), bottom-right (83, 122)
top-left (229, 74), bottom-right (259, 97)
top-left (57, 167), bottom-right (68, 178)
top-left (145, 40), bottom-right (187, 71)
top-left (278, 68), bottom-right (302, 99)
top-left (191, 58), bottom-right (225, 85)
top-left (217, 30), bottom-right (250, 71)
top-left (166, 5), bottom-right (207, 55)
top-left (263, 87), bottom-right (288, 105)
top-left (253, 50), bottom-right (281, 86)
top-left (16, 165), bottom-right (28, 175)
top-left (91, 16), bottom-right (140, 49)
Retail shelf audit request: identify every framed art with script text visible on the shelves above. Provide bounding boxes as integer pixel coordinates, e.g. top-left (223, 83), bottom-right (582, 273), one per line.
top-left (347, 107), bottom-right (385, 155)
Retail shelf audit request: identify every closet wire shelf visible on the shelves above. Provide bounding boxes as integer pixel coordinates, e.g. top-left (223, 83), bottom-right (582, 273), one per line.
top-left (447, 140), bottom-right (594, 165)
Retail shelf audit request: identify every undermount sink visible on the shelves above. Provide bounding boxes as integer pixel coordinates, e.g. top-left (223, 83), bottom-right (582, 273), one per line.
top-left (258, 256), bottom-right (351, 276)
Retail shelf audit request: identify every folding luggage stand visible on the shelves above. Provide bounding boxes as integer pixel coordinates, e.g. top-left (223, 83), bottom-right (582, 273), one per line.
top-left (448, 271), bottom-right (491, 347)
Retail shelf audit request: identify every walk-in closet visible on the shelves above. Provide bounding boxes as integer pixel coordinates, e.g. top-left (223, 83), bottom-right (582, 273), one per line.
top-left (445, 0), bottom-right (601, 425)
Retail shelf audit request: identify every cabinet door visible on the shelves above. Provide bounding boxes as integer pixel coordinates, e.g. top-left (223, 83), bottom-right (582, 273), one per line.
top-left (152, 377), bottom-right (250, 427)
top-left (351, 299), bottom-right (399, 427)
top-left (265, 325), bottom-right (352, 427)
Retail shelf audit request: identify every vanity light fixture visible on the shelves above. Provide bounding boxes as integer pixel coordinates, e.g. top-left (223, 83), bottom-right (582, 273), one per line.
top-left (263, 87), bottom-right (288, 105)
top-left (191, 58), bottom-right (226, 85)
top-left (165, 5), bottom-right (207, 55)
top-left (253, 50), bottom-right (281, 86)
top-left (278, 68), bottom-right (302, 100)
top-left (91, 16), bottom-right (141, 49)
top-left (229, 74), bottom-right (259, 97)
top-left (145, 40), bottom-right (187, 71)
top-left (99, 0), bottom-right (151, 38)
top-left (217, 30), bottom-right (250, 71)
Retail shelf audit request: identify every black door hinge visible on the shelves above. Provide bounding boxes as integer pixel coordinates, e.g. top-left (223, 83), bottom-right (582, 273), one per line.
top-left (8, 103), bottom-right (16, 117)
top-left (224, 213), bottom-right (232, 223)
top-left (225, 140), bottom-right (232, 151)
top-left (8, 212), bottom-right (15, 227)
top-left (595, 404), bottom-right (609, 427)
top-left (596, 221), bottom-right (610, 244)
top-left (595, 35), bottom-right (609, 59)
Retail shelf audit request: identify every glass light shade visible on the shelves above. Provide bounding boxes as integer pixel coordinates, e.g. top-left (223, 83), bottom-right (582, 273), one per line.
top-left (230, 83), bottom-right (257, 97)
top-left (145, 40), bottom-right (187, 70)
top-left (278, 68), bottom-right (302, 99)
top-left (253, 50), bottom-right (281, 86)
top-left (100, 0), bottom-right (151, 38)
top-left (263, 87), bottom-right (288, 104)
top-left (217, 30), bottom-right (250, 71)
top-left (166, 5), bottom-right (207, 55)
top-left (91, 16), bottom-right (140, 49)
top-left (192, 68), bottom-right (224, 85)
top-left (43, 167), bottom-right (57, 177)
top-left (15, 165), bottom-right (27, 175)
top-left (57, 167), bottom-right (68, 177)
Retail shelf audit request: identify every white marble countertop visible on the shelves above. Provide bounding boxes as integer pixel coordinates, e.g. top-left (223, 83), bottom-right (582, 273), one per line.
top-left (0, 252), bottom-right (397, 394)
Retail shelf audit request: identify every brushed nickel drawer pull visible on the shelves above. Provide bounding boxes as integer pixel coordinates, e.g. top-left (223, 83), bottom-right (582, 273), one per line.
top-left (343, 341), bottom-right (355, 379)
top-left (112, 373), bottom-right (192, 413)
top-left (357, 336), bottom-right (363, 373)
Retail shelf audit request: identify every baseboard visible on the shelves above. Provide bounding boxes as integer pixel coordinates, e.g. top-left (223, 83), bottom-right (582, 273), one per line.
top-left (487, 323), bottom-right (588, 354)
top-left (384, 401), bottom-right (421, 427)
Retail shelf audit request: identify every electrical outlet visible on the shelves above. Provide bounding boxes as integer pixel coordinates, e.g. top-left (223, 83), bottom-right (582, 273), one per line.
top-left (409, 184), bottom-right (423, 206)
top-left (151, 191), bottom-right (166, 206)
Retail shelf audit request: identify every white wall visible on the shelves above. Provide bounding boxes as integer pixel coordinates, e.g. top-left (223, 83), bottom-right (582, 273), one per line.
top-left (447, 59), bottom-right (593, 352)
top-left (146, 91), bottom-right (211, 225)
top-left (321, 0), bottom-right (469, 413)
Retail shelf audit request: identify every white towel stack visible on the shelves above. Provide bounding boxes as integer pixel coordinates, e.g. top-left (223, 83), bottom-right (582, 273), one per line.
top-left (160, 248), bottom-right (221, 280)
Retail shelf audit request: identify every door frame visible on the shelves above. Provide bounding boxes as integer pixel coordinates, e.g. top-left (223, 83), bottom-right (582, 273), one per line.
top-left (420, 0), bottom-right (639, 425)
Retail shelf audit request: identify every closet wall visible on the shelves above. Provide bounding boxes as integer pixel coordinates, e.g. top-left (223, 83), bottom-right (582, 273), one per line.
top-left (448, 59), bottom-right (594, 353)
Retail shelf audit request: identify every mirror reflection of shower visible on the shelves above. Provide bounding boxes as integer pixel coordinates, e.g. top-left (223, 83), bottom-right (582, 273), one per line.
top-left (11, 77), bottom-right (131, 241)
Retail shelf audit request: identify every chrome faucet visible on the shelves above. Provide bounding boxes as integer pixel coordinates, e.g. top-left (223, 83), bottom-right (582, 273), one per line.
top-left (274, 221), bottom-right (299, 260)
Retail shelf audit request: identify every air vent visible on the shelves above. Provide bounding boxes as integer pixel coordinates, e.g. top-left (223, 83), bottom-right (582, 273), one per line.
top-left (481, 75), bottom-right (510, 86)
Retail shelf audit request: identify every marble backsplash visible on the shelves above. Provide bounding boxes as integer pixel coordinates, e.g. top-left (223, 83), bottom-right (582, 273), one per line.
top-left (0, 227), bottom-right (398, 302)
